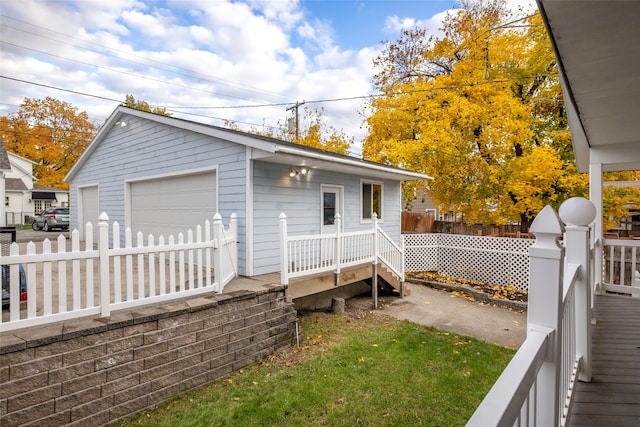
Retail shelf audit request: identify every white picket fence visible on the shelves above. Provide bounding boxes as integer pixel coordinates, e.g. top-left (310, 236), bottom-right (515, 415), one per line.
top-left (0, 212), bottom-right (238, 332)
top-left (279, 213), bottom-right (404, 285)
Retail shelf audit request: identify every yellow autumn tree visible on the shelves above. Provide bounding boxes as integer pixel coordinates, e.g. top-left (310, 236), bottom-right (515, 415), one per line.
top-left (0, 97), bottom-right (96, 190)
top-left (602, 172), bottom-right (640, 231)
top-left (291, 107), bottom-right (353, 155)
top-left (123, 95), bottom-right (172, 116)
top-left (225, 106), bottom-right (353, 156)
top-left (363, 0), bottom-right (589, 230)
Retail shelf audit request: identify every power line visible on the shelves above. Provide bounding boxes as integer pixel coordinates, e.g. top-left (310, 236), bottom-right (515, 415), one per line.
top-left (0, 40), bottom-right (274, 104)
top-left (0, 16), bottom-right (295, 104)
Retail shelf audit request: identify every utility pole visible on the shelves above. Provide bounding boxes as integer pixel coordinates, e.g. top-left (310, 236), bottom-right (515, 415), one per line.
top-left (286, 101), bottom-right (305, 141)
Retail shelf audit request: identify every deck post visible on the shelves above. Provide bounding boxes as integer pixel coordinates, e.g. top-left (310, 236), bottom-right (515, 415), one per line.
top-left (98, 212), bottom-right (110, 318)
top-left (528, 205), bottom-right (565, 427)
top-left (335, 213), bottom-right (342, 277)
top-left (559, 197), bottom-right (597, 382)
top-left (279, 213), bottom-right (288, 286)
top-left (372, 213), bottom-right (378, 309)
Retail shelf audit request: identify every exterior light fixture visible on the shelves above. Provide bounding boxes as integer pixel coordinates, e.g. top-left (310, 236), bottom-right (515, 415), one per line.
top-left (300, 167), bottom-right (308, 176)
top-left (289, 169), bottom-right (298, 177)
top-left (116, 121), bottom-right (127, 128)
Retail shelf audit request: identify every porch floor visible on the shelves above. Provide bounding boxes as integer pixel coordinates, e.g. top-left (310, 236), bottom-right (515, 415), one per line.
top-left (568, 294), bottom-right (640, 426)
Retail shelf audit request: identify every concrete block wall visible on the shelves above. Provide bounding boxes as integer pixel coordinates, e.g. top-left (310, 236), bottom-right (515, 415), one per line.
top-left (0, 286), bottom-right (297, 426)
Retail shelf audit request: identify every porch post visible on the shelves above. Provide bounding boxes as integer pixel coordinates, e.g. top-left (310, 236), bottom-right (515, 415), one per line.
top-left (335, 213), bottom-right (342, 276)
top-left (589, 163), bottom-right (603, 295)
top-left (372, 213), bottom-right (378, 309)
top-left (98, 212), bottom-right (110, 318)
top-left (528, 205), bottom-right (565, 426)
top-left (279, 213), bottom-right (288, 286)
top-left (559, 197), bottom-right (596, 382)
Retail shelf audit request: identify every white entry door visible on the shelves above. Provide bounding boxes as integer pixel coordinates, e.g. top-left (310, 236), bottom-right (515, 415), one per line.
top-left (321, 185), bottom-right (343, 234)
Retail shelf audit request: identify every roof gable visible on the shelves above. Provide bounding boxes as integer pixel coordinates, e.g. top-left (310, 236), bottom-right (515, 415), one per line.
top-left (66, 106), bottom-right (431, 182)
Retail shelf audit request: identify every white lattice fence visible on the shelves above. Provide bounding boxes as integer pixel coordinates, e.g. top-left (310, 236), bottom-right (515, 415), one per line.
top-left (403, 233), bottom-right (535, 290)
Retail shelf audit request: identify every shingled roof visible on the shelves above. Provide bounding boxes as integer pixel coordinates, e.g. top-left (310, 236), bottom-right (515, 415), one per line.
top-left (0, 139), bottom-right (12, 172)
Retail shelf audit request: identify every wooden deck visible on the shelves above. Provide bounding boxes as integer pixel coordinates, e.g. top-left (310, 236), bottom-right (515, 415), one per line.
top-left (568, 294), bottom-right (640, 426)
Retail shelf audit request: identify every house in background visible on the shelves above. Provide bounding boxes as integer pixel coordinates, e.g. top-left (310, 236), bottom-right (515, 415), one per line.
top-left (65, 106), bottom-right (431, 300)
top-left (0, 139), bottom-right (69, 226)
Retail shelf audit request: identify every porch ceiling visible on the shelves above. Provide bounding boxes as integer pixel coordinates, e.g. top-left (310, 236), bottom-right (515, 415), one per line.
top-left (537, 0), bottom-right (640, 173)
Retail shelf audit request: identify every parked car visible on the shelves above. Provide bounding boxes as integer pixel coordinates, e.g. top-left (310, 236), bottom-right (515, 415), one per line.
top-left (1, 264), bottom-right (27, 307)
top-left (32, 207), bottom-right (70, 231)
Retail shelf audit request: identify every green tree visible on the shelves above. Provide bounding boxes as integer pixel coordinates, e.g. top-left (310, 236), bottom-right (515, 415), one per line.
top-left (363, 0), bottom-right (588, 230)
top-left (123, 94), bottom-right (172, 116)
top-left (0, 97), bottom-right (96, 189)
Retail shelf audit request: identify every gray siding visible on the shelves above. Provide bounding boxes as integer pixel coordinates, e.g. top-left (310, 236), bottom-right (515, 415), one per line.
top-left (252, 160), bottom-right (402, 275)
top-left (69, 114), bottom-right (249, 275)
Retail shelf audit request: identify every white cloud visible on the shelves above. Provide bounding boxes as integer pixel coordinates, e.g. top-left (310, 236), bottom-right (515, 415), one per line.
top-left (0, 0), bottom-right (476, 153)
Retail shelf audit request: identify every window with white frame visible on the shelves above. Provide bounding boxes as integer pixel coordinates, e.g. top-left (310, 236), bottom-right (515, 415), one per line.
top-left (34, 200), bottom-right (53, 214)
top-left (361, 181), bottom-right (383, 221)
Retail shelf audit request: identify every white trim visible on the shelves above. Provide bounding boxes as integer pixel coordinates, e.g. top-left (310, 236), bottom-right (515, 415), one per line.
top-left (275, 144), bottom-right (432, 181)
top-left (77, 183), bottom-right (99, 241)
top-left (124, 165), bottom-right (219, 230)
top-left (246, 147), bottom-right (254, 276)
top-left (360, 179), bottom-right (384, 224)
top-left (320, 184), bottom-right (344, 233)
top-left (123, 165), bottom-right (218, 185)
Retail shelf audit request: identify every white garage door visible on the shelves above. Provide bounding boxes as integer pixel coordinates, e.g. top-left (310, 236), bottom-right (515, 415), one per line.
top-left (130, 170), bottom-right (217, 239)
top-left (79, 185), bottom-right (99, 242)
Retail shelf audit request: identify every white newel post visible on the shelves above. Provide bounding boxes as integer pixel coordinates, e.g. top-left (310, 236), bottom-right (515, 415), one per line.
top-left (279, 213), bottom-right (288, 286)
top-left (98, 212), bottom-right (110, 318)
top-left (528, 205), bottom-right (565, 427)
top-left (212, 213), bottom-right (224, 292)
top-left (559, 197), bottom-right (597, 382)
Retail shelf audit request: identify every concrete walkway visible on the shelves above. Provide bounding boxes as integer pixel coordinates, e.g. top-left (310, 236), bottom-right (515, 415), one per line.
top-left (349, 282), bottom-right (527, 349)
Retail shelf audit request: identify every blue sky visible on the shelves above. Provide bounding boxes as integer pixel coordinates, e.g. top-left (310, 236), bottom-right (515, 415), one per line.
top-left (0, 0), bottom-right (535, 154)
top-left (300, 0), bottom-right (456, 49)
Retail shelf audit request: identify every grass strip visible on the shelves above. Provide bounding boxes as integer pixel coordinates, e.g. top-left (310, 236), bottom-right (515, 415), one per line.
top-left (118, 309), bottom-right (514, 426)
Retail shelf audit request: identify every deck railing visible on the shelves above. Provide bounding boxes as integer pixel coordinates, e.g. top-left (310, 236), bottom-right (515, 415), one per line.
top-left (467, 199), bottom-right (595, 427)
top-left (279, 213), bottom-right (402, 285)
top-left (1, 212), bottom-right (237, 332)
top-left (602, 237), bottom-right (640, 296)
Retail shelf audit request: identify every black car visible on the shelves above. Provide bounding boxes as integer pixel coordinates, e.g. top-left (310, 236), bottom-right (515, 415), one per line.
top-left (32, 207), bottom-right (70, 231)
top-left (1, 264), bottom-right (27, 307)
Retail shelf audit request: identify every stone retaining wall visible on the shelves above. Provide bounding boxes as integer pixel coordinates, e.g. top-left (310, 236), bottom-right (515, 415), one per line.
top-left (0, 286), bottom-right (297, 426)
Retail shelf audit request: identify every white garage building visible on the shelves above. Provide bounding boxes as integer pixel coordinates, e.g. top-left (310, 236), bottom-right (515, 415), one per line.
top-left (65, 106), bottom-right (430, 278)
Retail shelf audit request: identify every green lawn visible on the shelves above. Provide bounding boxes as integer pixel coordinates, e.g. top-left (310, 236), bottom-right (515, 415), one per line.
top-left (119, 310), bottom-right (513, 426)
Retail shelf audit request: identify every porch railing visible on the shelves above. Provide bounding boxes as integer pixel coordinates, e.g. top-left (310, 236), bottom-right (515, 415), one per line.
top-left (279, 213), bottom-right (403, 285)
top-left (467, 200), bottom-right (595, 427)
top-left (602, 237), bottom-right (640, 296)
top-left (1, 212), bottom-right (237, 333)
